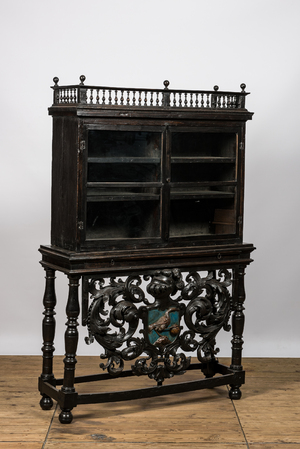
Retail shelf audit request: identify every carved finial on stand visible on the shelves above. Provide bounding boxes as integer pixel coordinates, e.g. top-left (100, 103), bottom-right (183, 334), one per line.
top-left (214, 85), bottom-right (219, 91)
top-left (240, 83), bottom-right (246, 92)
top-left (79, 75), bottom-right (86, 85)
top-left (53, 77), bottom-right (59, 86)
top-left (163, 80), bottom-right (170, 90)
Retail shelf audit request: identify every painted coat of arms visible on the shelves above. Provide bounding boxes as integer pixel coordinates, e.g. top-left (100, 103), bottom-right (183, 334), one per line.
top-left (144, 268), bottom-right (185, 351)
top-left (147, 307), bottom-right (181, 348)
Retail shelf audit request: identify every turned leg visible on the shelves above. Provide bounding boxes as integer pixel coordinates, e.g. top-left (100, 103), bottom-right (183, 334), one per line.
top-left (40, 267), bottom-right (56, 410)
top-left (59, 274), bottom-right (80, 424)
top-left (229, 265), bottom-right (246, 400)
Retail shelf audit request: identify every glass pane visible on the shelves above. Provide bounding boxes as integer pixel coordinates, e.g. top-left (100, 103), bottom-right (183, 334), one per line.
top-left (171, 132), bottom-right (236, 158)
top-left (171, 163), bottom-right (236, 183)
top-left (170, 198), bottom-right (236, 237)
top-left (87, 130), bottom-right (162, 183)
top-left (88, 162), bottom-right (160, 182)
top-left (86, 200), bottom-right (160, 240)
top-left (88, 130), bottom-right (161, 158)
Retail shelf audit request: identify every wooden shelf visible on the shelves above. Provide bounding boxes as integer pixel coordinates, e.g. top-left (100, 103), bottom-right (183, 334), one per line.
top-left (87, 191), bottom-right (160, 202)
top-left (87, 182), bottom-right (162, 188)
top-left (170, 190), bottom-right (235, 199)
top-left (171, 156), bottom-right (235, 163)
top-left (170, 181), bottom-right (236, 187)
top-left (88, 157), bottom-right (160, 164)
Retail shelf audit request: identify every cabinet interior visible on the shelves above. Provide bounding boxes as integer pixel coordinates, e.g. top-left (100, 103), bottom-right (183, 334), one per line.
top-left (85, 129), bottom-right (238, 241)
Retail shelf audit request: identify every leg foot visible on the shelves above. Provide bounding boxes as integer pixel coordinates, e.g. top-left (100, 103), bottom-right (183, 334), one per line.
top-left (229, 385), bottom-right (242, 400)
top-left (59, 409), bottom-right (73, 424)
top-left (40, 394), bottom-right (53, 410)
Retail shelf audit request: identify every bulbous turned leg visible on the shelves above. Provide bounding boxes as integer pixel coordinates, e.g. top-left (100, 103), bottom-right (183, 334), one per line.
top-left (229, 385), bottom-right (242, 400)
top-left (59, 409), bottom-right (73, 424)
top-left (229, 265), bottom-right (246, 401)
top-left (58, 274), bottom-right (80, 424)
top-left (40, 394), bottom-right (54, 410)
top-left (39, 268), bottom-right (57, 411)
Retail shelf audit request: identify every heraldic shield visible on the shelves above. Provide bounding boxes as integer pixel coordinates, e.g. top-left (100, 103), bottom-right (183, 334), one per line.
top-left (144, 268), bottom-right (184, 351)
top-left (147, 307), bottom-right (181, 349)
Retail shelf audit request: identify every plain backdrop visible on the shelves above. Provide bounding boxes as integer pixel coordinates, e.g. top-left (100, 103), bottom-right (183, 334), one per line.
top-left (1, 0), bottom-right (299, 358)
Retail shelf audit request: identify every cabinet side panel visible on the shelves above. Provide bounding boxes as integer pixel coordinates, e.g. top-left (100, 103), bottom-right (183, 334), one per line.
top-left (51, 117), bottom-right (79, 250)
top-left (237, 126), bottom-right (246, 242)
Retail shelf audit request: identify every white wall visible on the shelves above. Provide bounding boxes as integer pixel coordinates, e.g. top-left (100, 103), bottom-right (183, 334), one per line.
top-left (1, 0), bottom-right (299, 357)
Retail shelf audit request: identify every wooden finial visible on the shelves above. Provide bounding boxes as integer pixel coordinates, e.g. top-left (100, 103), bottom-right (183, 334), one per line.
top-left (163, 80), bottom-right (170, 90)
top-left (214, 85), bottom-right (219, 91)
top-left (79, 75), bottom-right (86, 85)
top-left (240, 83), bottom-right (246, 92)
top-left (53, 77), bottom-right (59, 86)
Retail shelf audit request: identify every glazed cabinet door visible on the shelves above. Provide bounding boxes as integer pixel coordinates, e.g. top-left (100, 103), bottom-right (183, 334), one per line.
top-left (167, 127), bottom-right (241, 242)
top-left (80, 125), bottom-right (165, 249)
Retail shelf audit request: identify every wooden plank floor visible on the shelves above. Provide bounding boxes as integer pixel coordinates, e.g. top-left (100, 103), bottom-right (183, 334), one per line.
top-left (0, 356), bottom-right (299, 448)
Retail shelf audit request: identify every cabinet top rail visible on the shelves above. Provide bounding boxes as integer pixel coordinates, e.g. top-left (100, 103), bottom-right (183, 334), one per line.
top-left (51, 75), bottom-right (250, 110)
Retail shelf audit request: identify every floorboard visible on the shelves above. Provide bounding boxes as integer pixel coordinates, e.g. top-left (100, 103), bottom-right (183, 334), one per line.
top-left (0, 356), bottom-right (299, 448)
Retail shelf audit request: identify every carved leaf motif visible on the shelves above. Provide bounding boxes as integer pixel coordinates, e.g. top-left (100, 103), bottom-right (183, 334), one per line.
top-left (100, 353), bottom-right (124, 377)
top-left (181, 272), bottom-right (203, 300)
top-left (124, 275), bottom-right (147, 303)
top-left (121, 337), bottom-right (144, 360)
top-left (86, 281), bottom-right (140, 352)
top-left (180, 330), bottom-right (198, 352)
top-left (88, 278), bottom-right (105, 298)
top-left (185, 296), bottom-right (213, 333)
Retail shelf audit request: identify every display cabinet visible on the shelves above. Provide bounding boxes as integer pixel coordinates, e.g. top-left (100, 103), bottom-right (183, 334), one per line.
top-left (39, 76), bottom-right (255, 424)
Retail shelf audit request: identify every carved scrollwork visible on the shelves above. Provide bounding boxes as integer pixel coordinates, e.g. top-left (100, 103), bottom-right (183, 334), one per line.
top-left (85, 268), bottom-right (232, 383)
top-left (124, 275), bottom-right (148, 304)
top-left (85, 277), bottom-right (140, 350)
top-left (131, 352), bottom-right (190, 385)
top-left (182, 270), bottom-right (232, 363)
top-left (99, 353), bottom-right (124, 377)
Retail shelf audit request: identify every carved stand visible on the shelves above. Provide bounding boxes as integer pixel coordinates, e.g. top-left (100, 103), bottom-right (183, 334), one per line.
top-left (39, 244), bottom-right (253, 424)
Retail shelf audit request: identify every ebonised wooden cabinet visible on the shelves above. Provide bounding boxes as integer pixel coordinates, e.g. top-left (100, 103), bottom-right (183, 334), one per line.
top-left (39, 76), bottom-right (255, 424)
